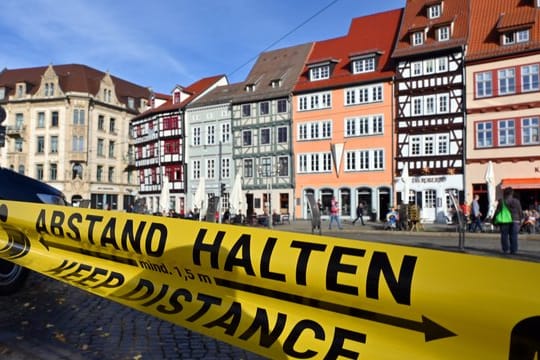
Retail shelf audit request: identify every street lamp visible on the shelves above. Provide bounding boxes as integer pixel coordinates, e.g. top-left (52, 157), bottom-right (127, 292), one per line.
top-left (258, 164), bottom-right (273, 229)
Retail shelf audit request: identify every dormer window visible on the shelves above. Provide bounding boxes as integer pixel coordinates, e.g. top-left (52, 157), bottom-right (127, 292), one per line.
top-left (44, 82), bottom-right (55, 96)
top-left (16, 83), bottom-right (25, 98)
top-left (127, 97), bottom-right (135, 109)
top-left (270, 79), bottom-right (282, 88)
top-left (428, 4), bottom-right (442, 19)
top-left (536, 0), bottom-right (540, 8)
top-left (245, 84), bottom-right (256, 92)
top-left (437, 26), bottom-right (450, 41)
top-left (0, 87), bottom-right (5, 100)
top-left (310, 65), bottom-right (330, 81)
top-left (352, 56), bottom-right (376, 74)
top-left (502, 29), bottom-right (530, 45)
top-left (173, 91), bottom-right (181, 104)
top-left (412, 31), bottom-right (424, 46)
top-left (103, 88), bottom-right (112, 102)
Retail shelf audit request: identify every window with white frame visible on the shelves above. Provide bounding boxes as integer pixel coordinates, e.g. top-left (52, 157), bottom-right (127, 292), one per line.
top-left (259, 101), bottom-right (269, 115)
top-left (260, 128), bottom-right (271, 145)
top-left (503, 29), bottom-right (529, 45)
top-left (437, 135), bottom-right (449, 154)
top-left (344, 149), bottom-right (384, 171)
top-left (260, 157), bottom-right (272, 177)
top-left (425, 96), bottom-right (436, 115)
top-left (475, 71), bottom-right (493, 97)
top-left (476, 122), bottom-right (493, 148)
top-left (206, 125), bottom-right (215, 145)
top-left (437, 57), bottom-right (448, 72)
top-left (424, 59), bottom-right (435, 74)
top-left (498, 119), bottom-right (515, 146)
top-left (345, 115), bottom-right (384, 137)
top-left (242, 130), bottom-right (252, 146)
top-left (277, 99), bottom-right (287, 113)
top-left (352, 57), bottom-right (376, 74)
top-left (192, 160), bottom-right (201, 179)
top-left (412, 62), bottom-right (422, 76)
top-left (277, 126), bottom-right (288, 143)
top-left (278, 156), bottom-right (289, 176)
top-left (345, 149), bottom-right (384, 171)
top-left (521, 64), bottom-right (539, 92)
top-left (409, 135), bottom-right (449, 156)
top-left (206, 159), bottom-right (216, 179)
top-left (413, 98), bottom-right (423, 116)
top-left (243, 159), bottom-right (254, 177)
top-left (438, 94), bottom-right (449, 113)
top-left (221, 157), bottom-right (231, 179)
top-left (428, 4), bottom-right (441, 18)
top-left (298, 92), bottom-right (332, 111)
top-left (192, 127), bottom-right (201, 146)
top-left (221, 123), bottom-right (231, 143)
top-left (424, 135), bottom-right (435, 155)
top-left (297, 120), bottom-right (332, 140)
top-left (344, 84), bottom-right (383, 106)
top-left (242, 104), bottom-right (251, 117)
top-left (411, 136), bottom-right (421, 155)
top-left (310, 65), bottom-right (330, 81)
top-left (424, 189), bottom-right (437, 208)
top-left (522, 117), bottom-right (540, 144)
top-left (498, 68), bottom-right (516, 95)
top-left (297, 153), bottom-right (333, 173)
top-left (412, 31), bottom-right (424, 46)
top-left (437, 26), bottom-right (450, 41)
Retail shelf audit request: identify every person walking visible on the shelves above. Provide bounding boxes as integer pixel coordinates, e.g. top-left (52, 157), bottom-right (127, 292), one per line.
top-left (329, 196), bottom-right (342, 230)
top-left (470, 194), bottom-right (483, 232)
top-left (352, 202), bottom-right (365, 225)
top-left (494, 187), bottom-right (523, 254)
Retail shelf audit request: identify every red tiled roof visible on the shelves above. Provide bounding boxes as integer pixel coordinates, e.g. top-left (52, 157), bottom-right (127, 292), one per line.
top-left (0, 64), bottom-right (150, 110)
top-left (294, 8), bottom-right (403, 93)
top-left (468, 0), bottom-right (540, 61)
top-left (133, 75), bottom-right (226, 119)
top-left (497, 8), bottom-right (536, 30)
top-left (392, 0), bottom-right (469, 58)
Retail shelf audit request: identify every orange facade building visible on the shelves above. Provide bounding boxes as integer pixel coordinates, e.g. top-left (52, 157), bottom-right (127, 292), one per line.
top-left (292, 9), bottom-right (402, 221)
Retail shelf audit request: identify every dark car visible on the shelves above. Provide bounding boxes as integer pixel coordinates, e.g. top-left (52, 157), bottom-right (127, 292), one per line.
top-left (0, 167), bottom-right (67, 294)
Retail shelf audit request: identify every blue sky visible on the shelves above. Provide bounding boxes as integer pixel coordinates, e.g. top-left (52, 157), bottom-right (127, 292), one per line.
top-left (0, 0), bottom-right (404, 94)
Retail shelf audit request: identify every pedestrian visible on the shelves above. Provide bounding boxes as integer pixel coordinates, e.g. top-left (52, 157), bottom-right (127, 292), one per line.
top-left (470, 194), bottom-right (483, 232)
top-left (494, 187), bottom-right (523, 254)
top-left (329, 196), bottom-right (342, 230)
top-left (352, 202), bottom-right (365, 225)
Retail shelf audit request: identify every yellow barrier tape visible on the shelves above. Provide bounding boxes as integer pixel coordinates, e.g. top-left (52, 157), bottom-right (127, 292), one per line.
top-left (0, 200), bottom-right (539, 359)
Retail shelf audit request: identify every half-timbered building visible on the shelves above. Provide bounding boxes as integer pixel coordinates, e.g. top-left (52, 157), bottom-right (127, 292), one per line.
top-left (391, 0), bottom-right (469, 223)
top-left (231, 43), bottom-right (312, 222)
top-left (130, 76), bottom-right (226, 214)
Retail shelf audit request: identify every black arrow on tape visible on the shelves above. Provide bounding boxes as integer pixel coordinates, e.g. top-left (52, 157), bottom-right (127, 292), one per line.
top-left (39, 236), bottom-right (138, 267)
top-left (214, 277), bottom-right (455, 342)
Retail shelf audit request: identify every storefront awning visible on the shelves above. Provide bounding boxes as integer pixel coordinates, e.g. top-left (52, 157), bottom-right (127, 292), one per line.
top-left (501, 178), bottom-right (540, 189)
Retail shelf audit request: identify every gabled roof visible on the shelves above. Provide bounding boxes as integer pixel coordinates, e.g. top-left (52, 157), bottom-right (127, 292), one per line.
top-left (0, 64), bottom-right (150, 109)
top-left (187, 82), bottom-right (245, 108)
top-left (294, 9), bottom-right (403, 93)
top-left (232, 42), bottom-right (313, 103)
top-left (467, 0), bottom-right (540, 61)
top-left (133, 75), bottom-right (227, 119)
top-left (392, 0), bottom-right (469, 58)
